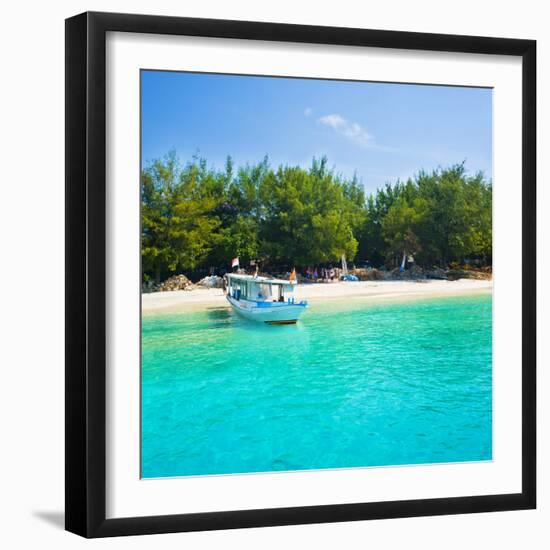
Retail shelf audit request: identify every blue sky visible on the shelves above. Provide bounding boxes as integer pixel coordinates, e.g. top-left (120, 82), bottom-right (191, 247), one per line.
top-left (141, 70), bottom-right (492, 194)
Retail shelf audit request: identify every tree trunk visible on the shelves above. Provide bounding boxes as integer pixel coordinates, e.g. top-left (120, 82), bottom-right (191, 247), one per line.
top-left (400, 250), bottom-right (407, 271)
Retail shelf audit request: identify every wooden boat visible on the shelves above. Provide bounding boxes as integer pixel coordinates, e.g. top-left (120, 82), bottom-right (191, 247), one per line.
top-left (225, 273), bottom-right (308, 324)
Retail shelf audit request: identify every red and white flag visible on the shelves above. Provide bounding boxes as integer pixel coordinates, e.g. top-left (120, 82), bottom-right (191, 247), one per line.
top-left (231, 257), bottom-right (239, 268)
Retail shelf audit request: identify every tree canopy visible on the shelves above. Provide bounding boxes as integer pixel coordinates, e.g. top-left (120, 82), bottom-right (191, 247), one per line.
top-left (141, 152), bottom-right (492, 282)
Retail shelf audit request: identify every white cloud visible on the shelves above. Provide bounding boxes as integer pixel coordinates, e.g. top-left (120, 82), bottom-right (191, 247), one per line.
top-left (304, 107), bottom-right (313, 116)
top-left (317, 113), bottom-right (374, 148)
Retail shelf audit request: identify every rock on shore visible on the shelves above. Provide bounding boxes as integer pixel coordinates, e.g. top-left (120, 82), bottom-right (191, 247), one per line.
top-left (351, 265), bottom-right (491, 281)
top-left (197, 275), bottom-right (224, 288)
top-left (143, 265), bottom-right (492, 294)
top-left (157, 274), bottom-right (195, 292)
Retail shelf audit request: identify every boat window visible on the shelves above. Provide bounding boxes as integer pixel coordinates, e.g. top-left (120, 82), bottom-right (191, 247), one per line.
top-left (255, 283), bottom-right (272, 301)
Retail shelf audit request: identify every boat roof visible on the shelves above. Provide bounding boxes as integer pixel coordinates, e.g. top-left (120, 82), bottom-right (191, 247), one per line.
top-left (226, 273), bottom-right (296, 286)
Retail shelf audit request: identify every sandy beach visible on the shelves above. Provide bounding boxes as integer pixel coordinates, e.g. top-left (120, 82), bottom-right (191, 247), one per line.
top-left (142, 279), bottom-right (492, 315)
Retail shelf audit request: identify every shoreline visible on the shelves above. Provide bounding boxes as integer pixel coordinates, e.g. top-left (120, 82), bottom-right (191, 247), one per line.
top-left (142, 279), bottom-right (492, 315)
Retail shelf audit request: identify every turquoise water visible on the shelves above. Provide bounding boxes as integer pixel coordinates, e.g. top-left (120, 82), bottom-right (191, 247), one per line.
top-left (142, 292), bottom-right (492, 478)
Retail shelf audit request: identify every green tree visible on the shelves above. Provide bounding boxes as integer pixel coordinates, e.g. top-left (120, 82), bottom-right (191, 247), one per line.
top-left (381, 196), bottom-right (428, 266)
top-left (260, 158), bottom-right (358, 266)
top-left (413, 164), bottom-right (492, 264)
top-left (141, 152), bottom-right (492, 282)
top-left (358, 182), bottom-right (404, 265)
top-left (141, 152), bottom-right (221, 282)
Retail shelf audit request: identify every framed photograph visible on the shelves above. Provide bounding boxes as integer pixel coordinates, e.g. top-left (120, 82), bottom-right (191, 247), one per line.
top-left (65, 11), bottom-right (536, 538)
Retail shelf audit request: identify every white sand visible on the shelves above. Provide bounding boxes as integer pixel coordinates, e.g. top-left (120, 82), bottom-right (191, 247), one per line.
top-left (142, 279), bottom-right (492, 315)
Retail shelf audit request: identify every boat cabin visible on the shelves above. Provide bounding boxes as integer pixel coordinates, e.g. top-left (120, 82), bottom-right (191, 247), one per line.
top-left (225, 274), bottom-right (298, 305)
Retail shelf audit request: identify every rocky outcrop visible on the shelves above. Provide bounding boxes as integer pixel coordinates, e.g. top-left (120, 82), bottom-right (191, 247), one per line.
top-left (351, 265), bottom-right (492, 281)
top-left (424, 267), bottom-right (448, 280)
top-left (157, 274), bottom-right (195, 292)
top-left (351, 268), bottom-right (388, 281)
top-left (446, 268), bottom-right (492, 281)
top-left (197, 275), bottom-right (224, 288)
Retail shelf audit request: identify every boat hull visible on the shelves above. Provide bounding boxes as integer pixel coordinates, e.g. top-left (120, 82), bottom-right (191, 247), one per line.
top-left (226, 296), bottom-right (307, 324)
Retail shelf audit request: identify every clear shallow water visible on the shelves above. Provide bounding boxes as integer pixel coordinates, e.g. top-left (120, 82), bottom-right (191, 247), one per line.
top-left (141, 293), bottom-right (492, 478)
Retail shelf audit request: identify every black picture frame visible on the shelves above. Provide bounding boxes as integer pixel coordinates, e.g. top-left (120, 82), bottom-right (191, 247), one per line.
top-left (65, 11), bottom-right (536, 538)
